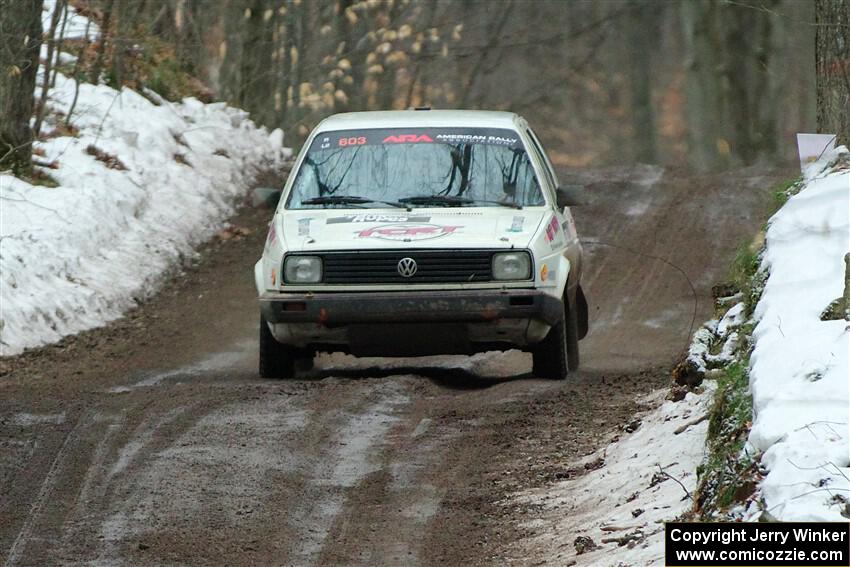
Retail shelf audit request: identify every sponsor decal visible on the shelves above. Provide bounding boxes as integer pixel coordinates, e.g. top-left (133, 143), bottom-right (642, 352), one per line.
top-left (356, 223), bottom-right (461, 241)
top-left (435, 133), bottom-right (519, 146)
top-left (297, 217), bottom-right (313, 236)
top-left (310, 128), bottom-right (524, 151)
top-left (382, 134), bottom-right (434, 144)
top-left (508, 215), bottom-right (525, 233)
top-left (327, 214), bottom-right (430, 224)
top-left (544, 216), bottom-right (560, 242)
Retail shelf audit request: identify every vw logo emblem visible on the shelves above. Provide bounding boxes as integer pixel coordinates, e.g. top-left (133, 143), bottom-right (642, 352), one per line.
top-left (397, 257), bottom-right (418, 278)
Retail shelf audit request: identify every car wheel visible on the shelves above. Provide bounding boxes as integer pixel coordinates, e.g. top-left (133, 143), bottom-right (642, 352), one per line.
top-left (566, 299), bottom-right (580, 371)
top-left (532, 312), bottom-right (569, 380)
top-left (259, 314), bottom-right (295, 379)
top-left (294, 350), bottom-right (315, 373)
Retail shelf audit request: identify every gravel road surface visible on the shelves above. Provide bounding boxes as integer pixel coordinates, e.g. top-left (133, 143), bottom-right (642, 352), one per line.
top-left (0, 165), bottom-right (783, 566)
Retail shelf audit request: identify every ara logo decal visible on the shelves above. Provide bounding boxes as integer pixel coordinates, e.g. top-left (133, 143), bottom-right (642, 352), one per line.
top-left (382, 134), bottom-right (434, 144)
top-left (355, 223), bottom-right (461, 241)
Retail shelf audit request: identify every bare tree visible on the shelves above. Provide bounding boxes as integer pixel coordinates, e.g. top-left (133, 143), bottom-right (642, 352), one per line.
top-left (628, 0), bottom-right (658, 163)
top-left (34, 0), bottom-right (66, 137)
top-left (89, 0), bottom-right (114, 84)
top-left (815, 0), bottom-right (850, 145)
top-left (0, 0), bottom-right (43, 174)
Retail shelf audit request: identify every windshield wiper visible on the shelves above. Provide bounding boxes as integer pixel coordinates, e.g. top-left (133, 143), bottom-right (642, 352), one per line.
top-left (301, 195), bottom-right (406, 208)
top-left (468, 198), bottom-right (522, 209)
top-left (398, 195), bottom-right (474, 207)
top-left (398, 195), bottom-right (522, 209)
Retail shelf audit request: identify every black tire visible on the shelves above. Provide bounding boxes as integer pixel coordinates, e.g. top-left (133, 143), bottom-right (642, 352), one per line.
top-left (294, 351), bottom-right (315, 373)
top-left (532, 298), bottom-right (580, 379)
top-left (259, 314), bottom-right (295, 379)
top-left (532, 313), bottom-right (569, 380)
top-left (565, 299), bottom-right (580, 371)
top-left (576, 285), bottom-right (589, 340)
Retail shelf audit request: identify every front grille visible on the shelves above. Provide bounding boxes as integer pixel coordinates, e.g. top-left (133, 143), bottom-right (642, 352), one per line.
top-left (316, 249), bottom-right (498, 284)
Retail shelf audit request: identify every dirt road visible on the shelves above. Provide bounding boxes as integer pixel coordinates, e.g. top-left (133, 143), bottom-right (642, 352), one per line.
top-left (0, 165), bottom-right (782, 566)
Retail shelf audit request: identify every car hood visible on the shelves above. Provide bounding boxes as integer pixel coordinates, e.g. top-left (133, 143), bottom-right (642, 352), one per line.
top-left (279, 208), bottom-right (547, 251)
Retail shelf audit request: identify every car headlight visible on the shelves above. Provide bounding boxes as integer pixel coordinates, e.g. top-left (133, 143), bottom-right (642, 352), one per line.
top-left (492, 251), bottom-right (532, 280)
top-left (283, 255), bottom-right (322, 283)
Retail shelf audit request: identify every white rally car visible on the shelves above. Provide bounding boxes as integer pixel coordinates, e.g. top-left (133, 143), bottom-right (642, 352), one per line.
top-left (255, 110), bottom-right (588, 379)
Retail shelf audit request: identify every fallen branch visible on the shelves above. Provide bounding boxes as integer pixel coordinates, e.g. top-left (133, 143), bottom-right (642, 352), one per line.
top-left (601, 531), bottom-right (644, 546)
top-left (674, 414), bottom-right (708, 435)
top-left (600, 525), bottom-right (638, 532)
top-left (657, 464), bottom-right (693, 501)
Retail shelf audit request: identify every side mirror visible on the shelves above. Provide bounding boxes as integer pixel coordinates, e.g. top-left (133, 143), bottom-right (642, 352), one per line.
top-left (555, 184), bottom-right (587, 208)
top-left (252, 187), bottom-right (282, 209)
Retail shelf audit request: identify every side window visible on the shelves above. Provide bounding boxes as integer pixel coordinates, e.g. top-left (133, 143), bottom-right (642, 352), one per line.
top-left (526, 128), bottom-right (560, 190)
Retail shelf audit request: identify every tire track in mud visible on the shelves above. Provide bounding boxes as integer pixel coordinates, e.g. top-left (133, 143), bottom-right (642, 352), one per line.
top-left (75, 389), bottom-right (305, 565)
top-left (0, 168), bottom-right (786, 566)
top-left (315, 397), bottom-right (458, 566)
top-left (3, 410), bottom-right (90, 567)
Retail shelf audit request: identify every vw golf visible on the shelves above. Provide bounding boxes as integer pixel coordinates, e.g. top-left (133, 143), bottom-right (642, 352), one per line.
top-left (255, 110), bottom-right (588, 379)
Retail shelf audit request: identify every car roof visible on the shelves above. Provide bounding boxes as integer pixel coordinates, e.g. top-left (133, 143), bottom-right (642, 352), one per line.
top-left (314, 110), bottom-right (525, 132)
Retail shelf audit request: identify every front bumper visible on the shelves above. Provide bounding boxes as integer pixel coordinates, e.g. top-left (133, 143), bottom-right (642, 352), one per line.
top-left (259, 289), bottom-right (563, 327)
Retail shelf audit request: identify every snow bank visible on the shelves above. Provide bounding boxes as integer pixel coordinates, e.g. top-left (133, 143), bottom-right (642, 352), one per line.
top-left (747, 148), bottom-right (850, 521)
top-left (42, 0), bottom-right (99, 41)
top-left (513, 387), bottom-right (713, 566)
top-left (0, 72), bottom-right (288, 355)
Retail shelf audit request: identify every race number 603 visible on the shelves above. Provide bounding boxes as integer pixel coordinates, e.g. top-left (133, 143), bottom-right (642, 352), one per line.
top-left (338, 136), bottom-right (366, 147)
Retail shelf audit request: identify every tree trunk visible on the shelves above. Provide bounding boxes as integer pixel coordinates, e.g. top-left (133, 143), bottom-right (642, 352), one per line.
top-left (815, 0), bottom-right (850, 146)
top-left (628, 0), bottom-right (658, 163)
top-left (51, 0), bottom-right (70, 87)
top-left (459, 1), bottom-right (513, 109)
top-left (681, 0), bottom-right (727, 171)
top-left (378, 0), bottom-right (403, 110)
top-left (723, 4), bottom-right (756, 165)
top-left (0, 0), bottom-right (43, 175)
top-left (110, 0), bottom-right (134, 88)
top-left (89, 0), bottom-right (114, 84)
top-left (34, 0), bottom-right (65, 137)
top-left (240, 0), bottom-right (276, 123)
top-left (279, 0), bottom-right (297, 127)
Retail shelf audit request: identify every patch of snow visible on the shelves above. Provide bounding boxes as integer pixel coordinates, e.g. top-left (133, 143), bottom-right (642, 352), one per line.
top-left (717, 302), bottom-right (745, 335)
top-left (747, 147), bottom-right (850, 521)
top-left (513, 385), bottom-right (714, 566)
top-left (706, 331), bottom-right (739, 366)
top-left (107, 339), bottom-right (255, 393)
top-left (11, 412), bottom-right (67, 426)
top-left (0, 72), bottom-right (288, 355)
top-left (42, 0), bottom-right (98, 40)
top-left (686, 323), bottom-right (717, 373)
top-left (642, 307), bottom-right (680, 329)
top-left (634, 164), bottom-right (664, 188)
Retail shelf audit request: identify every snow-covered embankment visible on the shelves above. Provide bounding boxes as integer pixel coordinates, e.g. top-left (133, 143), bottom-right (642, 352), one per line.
top-left (747, 148), bottom-right (850, 521)
top-left (1, 55), bottom-right (288, 356)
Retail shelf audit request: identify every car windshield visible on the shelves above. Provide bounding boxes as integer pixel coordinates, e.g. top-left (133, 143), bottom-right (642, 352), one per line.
top-left (286, 127), bottom-right (546, 209)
